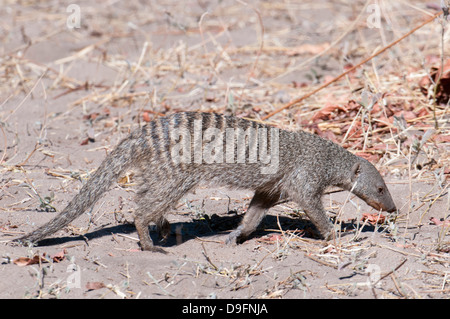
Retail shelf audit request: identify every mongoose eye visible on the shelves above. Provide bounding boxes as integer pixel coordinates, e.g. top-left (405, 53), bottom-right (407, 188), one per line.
top-left (378, 187), bottom-right (384, 195)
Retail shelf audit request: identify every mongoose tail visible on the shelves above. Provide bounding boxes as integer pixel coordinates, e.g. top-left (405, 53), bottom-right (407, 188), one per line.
top-left (15, 133), bottom-right (140, 245)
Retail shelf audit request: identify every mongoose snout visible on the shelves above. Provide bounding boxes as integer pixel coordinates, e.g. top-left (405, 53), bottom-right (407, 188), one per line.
top-left (348, 160), bottom-right (396, 215)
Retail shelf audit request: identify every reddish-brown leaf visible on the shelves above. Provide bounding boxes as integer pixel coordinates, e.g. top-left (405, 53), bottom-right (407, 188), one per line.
top-left (51, 249), bottom-right (67, 263)
top-left (429, 217), bottom-right (450, 226)
top-left (355, 152), bottom-right (381, 163)
top-left (86, 281), bottom-right (106, 291)
top-left (142, 111), bottom-right (151, 122)
top-left (258, 234), bottom-right (283, 243)
top-left (312, 104), bottom-right (349, 122)
top-left (361, 212), bottom-right (386, 225)
top-left (80, 137), bottom-right (90, 145)
top-left (13, 255), bottom-right (48, 267)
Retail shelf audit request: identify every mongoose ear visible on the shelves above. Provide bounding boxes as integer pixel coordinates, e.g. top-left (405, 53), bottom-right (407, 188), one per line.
top-left (350, 162), bottom-right (361, 182)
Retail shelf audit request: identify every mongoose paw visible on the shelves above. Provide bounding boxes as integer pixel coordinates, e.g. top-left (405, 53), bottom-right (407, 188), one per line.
top-left (225, 234), bottom-right (237, 245)
top-left (226, 226), bottom-right (246, 245)
top-left (10, 239), bottom-right (27, 247)
top-left (320, 224), bottom-right (337, 241)
top-left (139, 242), bottom-right (168, 254)
top-left (13, 238), bottom-right (36, 248)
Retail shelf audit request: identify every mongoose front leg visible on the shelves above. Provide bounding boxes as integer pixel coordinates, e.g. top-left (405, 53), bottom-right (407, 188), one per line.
top-left (226, 190), bottom-right (280, 244)
top-left (301, 198), bottom-right (334, 240)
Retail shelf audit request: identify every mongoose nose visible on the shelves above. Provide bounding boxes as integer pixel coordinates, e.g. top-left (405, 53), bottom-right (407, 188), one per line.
top-left (387, 205), bottom-right (397, 213)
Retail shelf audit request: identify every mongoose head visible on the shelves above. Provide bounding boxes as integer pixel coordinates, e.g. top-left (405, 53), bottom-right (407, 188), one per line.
top-left (349, 160), bottom-right (397, 213)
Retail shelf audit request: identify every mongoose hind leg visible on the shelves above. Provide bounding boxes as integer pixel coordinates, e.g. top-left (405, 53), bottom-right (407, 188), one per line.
top-left (134, 214), bottom-right (171, 248)
top-left (226, 190), bottom-right (280, 245)
top-left (134, 178), bottom-right (196, 252)
top-left (134, 201), bottom-right (176, 253)
top-left (134, 213), bottom-right (166, 253)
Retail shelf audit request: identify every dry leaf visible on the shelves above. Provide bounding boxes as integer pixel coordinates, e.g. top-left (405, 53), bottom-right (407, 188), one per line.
top-left (142, 111), bottom-right (151, 122)
top-left (14, 255), bottom-right (47, 267)
top-left (312, 104), bottom-right (348, 122)
top-left (361, 212), bottom-right (386, 225)
top-left (285, 42), bottom-right (330, 56)
top-left (258, 234), bottom-right (283, 243)
top-left (86, 281), bottom-right (106, 291)
top-left (433, 134), bottom-right (450, 143)
top-left (82, 112), bottom-right (99, 121)
top-left (429, 217), bottom-right (450, 226)
top-left (355, 151), bottom-right (381, 163)
top-left (51, 249), bottom-right (67, 263)
top-left (14, 249), bottom-right (67, 266)
top-left (80, 137), bottom-right (90, 145)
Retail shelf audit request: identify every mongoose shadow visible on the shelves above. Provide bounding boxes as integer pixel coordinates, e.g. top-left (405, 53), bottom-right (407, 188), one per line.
top-left (23, 213), bottom-right (244, 248)
top-left (29, 210), bottom-right (379, 249)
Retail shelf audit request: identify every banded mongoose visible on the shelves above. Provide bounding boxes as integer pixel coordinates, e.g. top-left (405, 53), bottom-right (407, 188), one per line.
top-left (16, 112), bottom-right (396, 252)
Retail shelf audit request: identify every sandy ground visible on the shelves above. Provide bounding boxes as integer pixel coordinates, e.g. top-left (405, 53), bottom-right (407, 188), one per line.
top-left (0, 1), bottom-right (449, 299)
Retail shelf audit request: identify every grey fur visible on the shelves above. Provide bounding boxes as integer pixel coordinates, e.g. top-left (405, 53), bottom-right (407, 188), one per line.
top-left (16, 112), bottom-right (396, 252)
